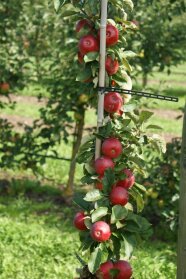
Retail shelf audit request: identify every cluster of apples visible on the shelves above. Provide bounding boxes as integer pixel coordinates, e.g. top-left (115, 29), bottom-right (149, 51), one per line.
top-left (95, 137), bottom-right (135, 206)
top-left (76, 19), bottom-right (120, 78)
top-left (74, 138), bottom-right (134, 278)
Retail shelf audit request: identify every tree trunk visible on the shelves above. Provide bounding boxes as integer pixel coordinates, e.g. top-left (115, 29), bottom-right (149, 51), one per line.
top-left (64, 110), bottom-right (85, 200)
top-left (177, 102), bottom-right (186, 279)
top-left (142, 73), bottom-right (148, 88)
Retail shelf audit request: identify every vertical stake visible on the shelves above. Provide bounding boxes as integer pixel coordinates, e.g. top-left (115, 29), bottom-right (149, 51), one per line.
top-left (95, 0), bottom-right (108, 160)
top-left (177, 102), bottom-right (186, 279)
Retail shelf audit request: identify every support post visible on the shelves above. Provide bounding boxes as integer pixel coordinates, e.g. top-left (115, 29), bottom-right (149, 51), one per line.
top-left (177, 102), bottom-right (186, 279)
top-left (95, 0), bottom-right (108, 160)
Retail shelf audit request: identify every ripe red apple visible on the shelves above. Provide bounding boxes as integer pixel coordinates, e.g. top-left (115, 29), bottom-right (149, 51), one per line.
top-left (110, 187), bottom-right (129, 206)
top-left (90, 221), bottom-right (111, 242)
top-left (106, 56), bottom-right (119, 76)
top-left (78, 35), bottom-right (99, 55)
top-left (76, 19), bottom-right (92, 33)
top-left (104, 92), bottom-right (123, 113)
top-left (116, 169), bottom-right (135, 189)
top-left (98, 261), bottom-right (114, 279)
top-left (98, 24), bottom-right (119, 46)
top-left (95, 156), bottom-right (114, 176)
top-left (78, 51), bottom-right (84, 64)
top-left (101, 138), bottom-right (122, 159)
top-left (0, 82), bottom-right (10, 93)
top-left (73, 212), bottom-right (87, 231)
top-left (114, 260), bottom-right (133, 279)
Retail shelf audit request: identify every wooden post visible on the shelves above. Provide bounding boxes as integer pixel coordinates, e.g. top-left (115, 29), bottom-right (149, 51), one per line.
top-left (177, 102), bottom-right (186, 279)
top-left (95, 0), bottom-right (108, 160)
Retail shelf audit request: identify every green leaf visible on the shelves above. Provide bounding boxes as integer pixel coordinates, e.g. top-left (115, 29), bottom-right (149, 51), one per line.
top-left (146, 124), bottom-right (162, 130)
top-left (84, 217), bottom-right (92, 229)
top-left (81, 175), bottom-right (95, 185)
top-left (116, 221), bottom-right (125, 229)
top-left (73, 193), bottom-right (91, 210)
top-left (61, 10), bottom-right (78, 17)
top-left (122, 57), bottom-right (132, 72)
top-left (111, 205), bottom-right (128, 224)
top-left (123, 51), bottom-right (136, 58)
top-left (112, 235), bottom-right (121, 260)
top-left (54, 0), bottom-right (61, 12)
top-left (102, 168), bottom-right (115, 193)
top-left (91, 207), bottom-right (108, 223)
top-left (125, 213), bottom-right (152, 238)
top-left (84, 52), bottom-right (99, 63)
top-left (122, 234), bottom-right (135, 259)
top-left (134, 182), bottom-right (147, 192)
top-left (139, 111), bottom-right (154, 124)
top-left (129, 187), bottom-right (144, 213)
top-left (150, 135), bottom-right (166, 154)
top-left (84, 189), bottom-right (103, 202)
top-left (88, 246), bottom-right (102, 274)
top-left (123, 103), bottom-right (137, 113)
top-left (76, 66), bottom-right (92, 82)
top-left (123, 0), bottom-right (134, 10)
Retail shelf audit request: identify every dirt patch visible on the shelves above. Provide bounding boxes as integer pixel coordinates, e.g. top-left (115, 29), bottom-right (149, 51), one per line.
top-left (0, 94), bottom-right (46, 106)
top-left (0, 113), bottom-right (34, 130)
top-left (151, 108), bottom-right (183, 120)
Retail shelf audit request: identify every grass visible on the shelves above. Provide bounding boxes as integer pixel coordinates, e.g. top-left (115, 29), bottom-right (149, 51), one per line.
top-left (1, 102), bottom-right (41, 119)
top-left (0, 182), bottom-right (177, 279)
top-left (150, 115), bottom-right (182, 136)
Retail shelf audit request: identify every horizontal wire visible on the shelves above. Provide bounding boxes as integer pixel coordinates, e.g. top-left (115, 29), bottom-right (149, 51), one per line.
top-left (98, 87), bottom-right (179, 102)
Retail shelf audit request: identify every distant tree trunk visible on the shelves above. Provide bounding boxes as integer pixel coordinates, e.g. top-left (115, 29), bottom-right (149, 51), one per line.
top-left (177, 103), bottom-right (186, 279)
top-left (64, 110), bottom-right (85, 200)
top-left (142, 73), bottom-right (148, 87)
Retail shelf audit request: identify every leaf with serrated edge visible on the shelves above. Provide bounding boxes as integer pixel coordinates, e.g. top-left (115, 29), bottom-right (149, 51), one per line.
top-left (84, 189), bottom-right (103, 202)
top-left (88, 246), bottom-right (102, 274)
top-left (91, 207), bottom-right (108, 223)
top-left (111, 205), bottom-right (128, 224)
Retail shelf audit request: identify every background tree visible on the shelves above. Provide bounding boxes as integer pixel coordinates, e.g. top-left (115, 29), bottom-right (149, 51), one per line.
top-left (129, 0), bottom-right (186, 86)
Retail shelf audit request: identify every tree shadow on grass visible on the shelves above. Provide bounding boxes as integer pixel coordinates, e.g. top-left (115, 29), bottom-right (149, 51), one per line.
top-left (0, 178), bottom-right (82, 233)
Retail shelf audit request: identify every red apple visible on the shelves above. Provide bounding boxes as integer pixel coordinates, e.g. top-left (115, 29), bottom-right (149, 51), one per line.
top-left (110, 187), bottom-right (129, 206)
top-left (98, 261), bottom-right (114, 279)
top-left (76, 19), bottom-right (92, 33)
top-left (78, 35), bottom-right (99, 55)
top-left (0, 82), bottom-right (10, 93)
top-left (95, 156), bottom-right (114, 176)
top-left (90, 221), bottom-right (111, 242)
top-left (98, 24), bottom-right (119, 46)
top-left (104, 92), bottom-right (123, 113)
top-left (101, 138), bottom-right (122, 159)
top-left (73, 212), bottom-right (87, 231)
top-left (114, 260), bottom-right (133, 279)
top-left (106, 56), bottom-right (119, 76)
top-left (116, 169), bottom-right (135, 189)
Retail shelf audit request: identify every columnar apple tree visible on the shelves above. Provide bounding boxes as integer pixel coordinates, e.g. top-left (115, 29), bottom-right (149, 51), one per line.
top-left (55, 0), bottom-right (164, 278)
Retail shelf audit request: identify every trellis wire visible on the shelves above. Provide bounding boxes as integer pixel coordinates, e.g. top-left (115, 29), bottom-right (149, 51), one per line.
top-left (99, 87), bottom-right (179, 102)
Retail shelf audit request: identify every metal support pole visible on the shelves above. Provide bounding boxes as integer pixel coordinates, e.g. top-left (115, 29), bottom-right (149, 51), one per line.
top-left (95, 0), bottom-right (108, 160)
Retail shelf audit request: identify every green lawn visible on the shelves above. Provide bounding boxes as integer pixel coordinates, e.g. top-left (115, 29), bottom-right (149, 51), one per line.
top-left (0, 184), bottom-right (176, 279)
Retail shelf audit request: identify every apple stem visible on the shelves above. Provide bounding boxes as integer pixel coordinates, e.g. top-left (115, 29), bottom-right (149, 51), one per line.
top-left (95, 0), bottom-right (108, 160)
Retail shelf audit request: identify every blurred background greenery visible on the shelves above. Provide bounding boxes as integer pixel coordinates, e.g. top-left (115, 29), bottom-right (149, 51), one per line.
top-left (0, 0), bottom-right (185, 278)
